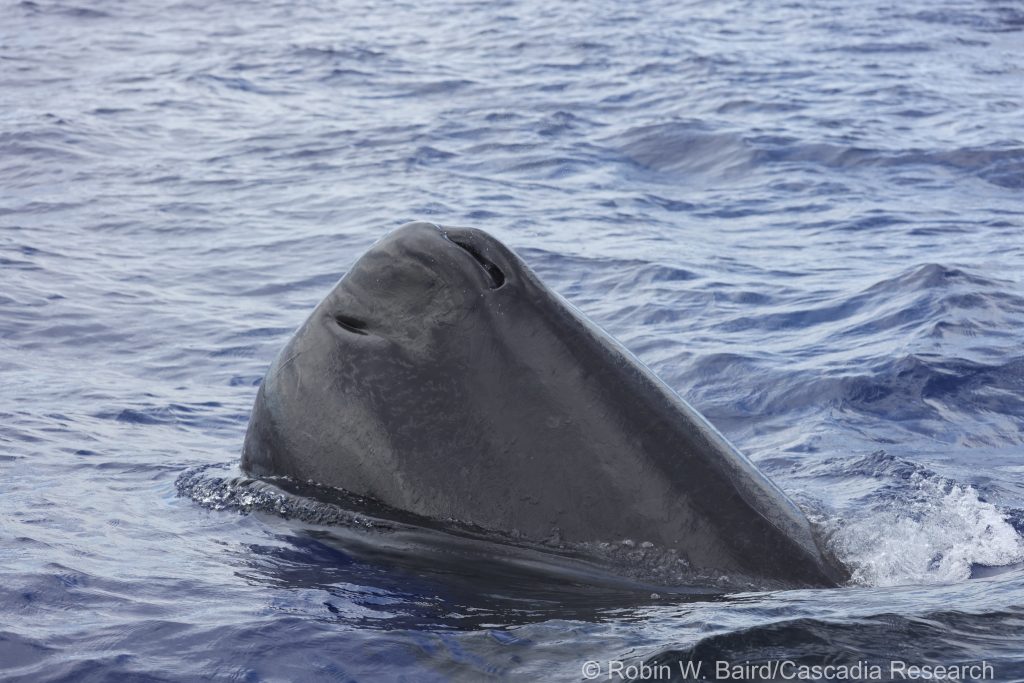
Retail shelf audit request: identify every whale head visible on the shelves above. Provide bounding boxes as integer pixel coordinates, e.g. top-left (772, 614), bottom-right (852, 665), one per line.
top-left (242, 222), bottom-right (848, 588)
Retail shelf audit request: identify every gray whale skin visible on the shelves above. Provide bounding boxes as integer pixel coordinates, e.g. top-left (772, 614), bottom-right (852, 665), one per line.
top-left (242, 222), bottom-right (847, 587)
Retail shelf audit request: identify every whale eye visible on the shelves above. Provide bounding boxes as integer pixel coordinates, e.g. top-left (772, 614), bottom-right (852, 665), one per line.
top-left (334, 314), bottom-right (368, 335)
top-left (449, 237), bottom-right (506, 289)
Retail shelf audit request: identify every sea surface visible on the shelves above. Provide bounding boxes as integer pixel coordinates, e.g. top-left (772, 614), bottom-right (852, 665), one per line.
top-left (3, 0), bottom-right (1024, 680)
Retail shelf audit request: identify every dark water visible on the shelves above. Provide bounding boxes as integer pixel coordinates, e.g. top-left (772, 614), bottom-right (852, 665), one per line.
top-left (3, 0), bottom-right (1024, 680)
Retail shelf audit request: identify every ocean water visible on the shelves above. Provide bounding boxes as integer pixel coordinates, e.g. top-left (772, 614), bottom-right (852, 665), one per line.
top-left (2, 0), bottom-right (1024, 680)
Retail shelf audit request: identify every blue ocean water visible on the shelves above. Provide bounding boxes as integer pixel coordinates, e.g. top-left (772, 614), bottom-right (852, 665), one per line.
top-left (2, 0), bottom-right (1024, 679)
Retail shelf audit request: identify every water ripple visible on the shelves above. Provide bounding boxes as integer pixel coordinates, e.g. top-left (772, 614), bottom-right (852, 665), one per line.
top-left (2, 0), bottom-right (1023, 678)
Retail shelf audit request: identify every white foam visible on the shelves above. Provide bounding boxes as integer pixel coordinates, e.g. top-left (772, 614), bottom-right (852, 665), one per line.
top-left (829, 473), bottom-right (1023, 587)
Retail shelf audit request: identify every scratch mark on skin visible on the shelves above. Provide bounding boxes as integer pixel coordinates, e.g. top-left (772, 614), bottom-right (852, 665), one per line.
top-left (274, 349), bottom-right (308, 396)
top-left (273, 336), bottom-right (329, 394)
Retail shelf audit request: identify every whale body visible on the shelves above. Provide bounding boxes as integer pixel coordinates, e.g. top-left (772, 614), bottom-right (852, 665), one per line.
top-left (242, 222), bottom-right (846, 587)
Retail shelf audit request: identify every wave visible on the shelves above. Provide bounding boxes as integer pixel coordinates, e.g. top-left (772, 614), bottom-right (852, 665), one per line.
top-left (691, 263), bottom-right (1024, 441)
top-left (612, 121), bottom-right (755, 178)
top-left (643, 606), bottom-right (1024, 681)
top-left (610, 121), bottom-right (1024, 188)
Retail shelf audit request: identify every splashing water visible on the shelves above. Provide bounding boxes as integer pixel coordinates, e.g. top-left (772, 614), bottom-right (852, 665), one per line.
top-left (832, 472), bottom-right (1023, 586)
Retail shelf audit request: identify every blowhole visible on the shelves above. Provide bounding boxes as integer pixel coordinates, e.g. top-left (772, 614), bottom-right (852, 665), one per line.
top-left (449, 237), bottom-right (506, 289)
top-left (334, 314), bottom-right (368, 335)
